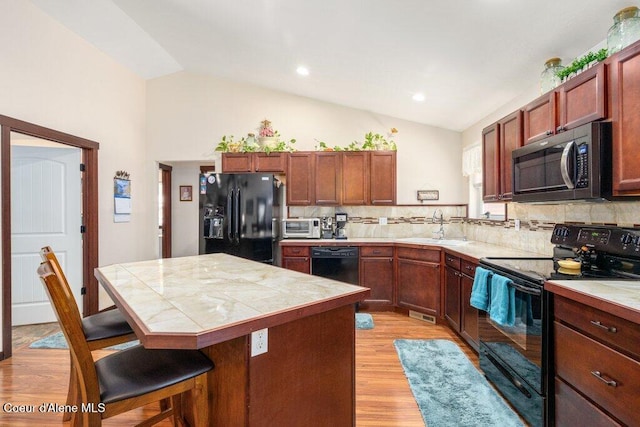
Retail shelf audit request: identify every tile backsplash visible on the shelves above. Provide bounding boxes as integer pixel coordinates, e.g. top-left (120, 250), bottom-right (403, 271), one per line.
top-left (288, 200), bottom-right (640, 257)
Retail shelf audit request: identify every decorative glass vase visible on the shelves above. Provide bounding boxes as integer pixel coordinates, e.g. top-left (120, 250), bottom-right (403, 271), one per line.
top-left (245, 133), bottom-right (259, 150)
top-left (540, 58), bottom-right (564, 94)
top-left (607, 6), bottom-right (640, 55)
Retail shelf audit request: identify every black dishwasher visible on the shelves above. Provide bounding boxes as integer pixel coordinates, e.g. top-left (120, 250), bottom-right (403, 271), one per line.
top-left (311, 247), bottom-right (359, 285)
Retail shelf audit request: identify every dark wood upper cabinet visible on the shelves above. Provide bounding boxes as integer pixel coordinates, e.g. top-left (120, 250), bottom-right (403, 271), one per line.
top-left (523, 93), bottom-right (556, 145)
top-left (221, 152), bottom-right (287, 173)
top-left (221, 153), bottom-right (253, 172)
top-left (254, 152), bottom-right (288, 173)
top-left (370, 151), bottom-right (396, 205)
top-left (610, 41), bottom-right (640, 195)
top-left (342, 151), bottom-right (369, 205)
top-left (482, 111), bottom-right (522, 202)
top-left (285, 150), bottom-right (396, 206)
top-left (287, 152), bottom-right (315, 205)
top-left (482, 123), bottom-right (500, 202)
top-left (524, 63), bottom-right (606, 145)
top-left (498, 110), bottom-right (523, 201)
top-left (559, 62), bottom-right (606, 131)
top-left (314, 152), bottom-right (342, 205)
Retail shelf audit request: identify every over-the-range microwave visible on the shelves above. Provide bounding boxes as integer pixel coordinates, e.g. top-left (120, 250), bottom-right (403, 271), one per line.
top-left (282, 218), bottom-right (321, 239)
top-left (512, 121), bottom-right (612, 203)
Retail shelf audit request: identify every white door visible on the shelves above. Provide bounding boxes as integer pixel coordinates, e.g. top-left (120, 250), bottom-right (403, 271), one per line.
top-left (11, 144), bottom-right (82, 325)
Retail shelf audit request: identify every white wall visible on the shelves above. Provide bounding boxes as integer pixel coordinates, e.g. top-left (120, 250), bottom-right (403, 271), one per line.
top-left (147, 72), bottom-right (464, 255)
top-left (0, 1), bottom-right (154, 329)
top-left (168, 162), bottom-right (204, 257)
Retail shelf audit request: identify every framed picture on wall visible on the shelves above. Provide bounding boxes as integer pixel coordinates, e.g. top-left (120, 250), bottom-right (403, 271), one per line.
top-left (180, 185), bottom-right (193, 202)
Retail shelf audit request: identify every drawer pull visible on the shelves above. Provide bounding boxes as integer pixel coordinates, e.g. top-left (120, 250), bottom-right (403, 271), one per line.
top-left (373, 250), bottom-right (381, 254)
top-left (590, 320), bottom-right (617, 333)
top-left (591, 371), bottom-right (618, 387)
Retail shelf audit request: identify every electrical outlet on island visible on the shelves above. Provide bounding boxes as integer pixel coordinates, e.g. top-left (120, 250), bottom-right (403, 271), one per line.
top-left (251, 328), bottom-right (268, 357)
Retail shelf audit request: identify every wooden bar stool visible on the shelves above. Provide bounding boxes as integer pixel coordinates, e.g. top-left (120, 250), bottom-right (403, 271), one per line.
top-left (40, 246), bottom-right (137, 421)
top-left (37, 259), bottom-right (214, 426)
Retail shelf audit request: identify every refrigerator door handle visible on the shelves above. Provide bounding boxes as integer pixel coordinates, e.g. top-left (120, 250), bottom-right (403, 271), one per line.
top-left (234, 188), bottom-right (241, 245)
top-left (227, 190), bottom-right (234, 241)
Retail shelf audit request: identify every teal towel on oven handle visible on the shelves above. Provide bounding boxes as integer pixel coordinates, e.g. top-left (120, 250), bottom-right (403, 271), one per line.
top-left (489, 273), bottom-right (516, 326)
top-left (470, 266), bottom-right (492, 311)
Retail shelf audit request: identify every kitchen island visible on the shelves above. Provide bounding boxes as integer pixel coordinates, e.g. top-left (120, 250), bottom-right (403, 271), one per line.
top-left (95, 253), bottom-right (369, 426)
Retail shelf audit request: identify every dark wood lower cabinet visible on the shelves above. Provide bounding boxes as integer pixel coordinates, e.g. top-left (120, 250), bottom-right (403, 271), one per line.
top-left (281, 246), bottom-right (310, 274)
top-left (444, 266), bottom-right (461, 330)
top-left (359, 246), bottom-right (394, 310)
top-left (551, 293), bottom-right (640, 426)
top-left (443, 253), bottom-right (478, 350)
top-left (460, 272), bottom-right (478, 348)
top-left (554, 378), bottom-right (621, 427)
top-left (397, 254), bottom-right (440, 317)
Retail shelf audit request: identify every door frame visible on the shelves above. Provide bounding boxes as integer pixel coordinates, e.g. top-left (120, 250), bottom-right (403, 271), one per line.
top-left (159, 163), bottom-right (172, 258)
top-left (1, 115), bottom-right (99, 360)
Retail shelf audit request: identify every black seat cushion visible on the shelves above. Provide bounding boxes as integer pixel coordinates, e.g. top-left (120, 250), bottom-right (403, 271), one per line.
top-left (96, 345), bottom-right (214, 404)
top-left (82, 309), bottom-right (133, 342)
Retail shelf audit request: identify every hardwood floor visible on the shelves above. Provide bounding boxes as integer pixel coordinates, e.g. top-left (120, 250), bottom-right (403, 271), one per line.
top-left (2, 312), bottom-right (478, 426)
top-left (355, 312), bottom-right (478, 426)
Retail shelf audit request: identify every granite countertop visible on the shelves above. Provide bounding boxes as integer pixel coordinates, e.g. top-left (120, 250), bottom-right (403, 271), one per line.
top-left (95, 253), bottom-right (369, 349)
top-left (280, 237), bottom-right (546, 260)
top-left (545, 279), bottom-right (640, 324)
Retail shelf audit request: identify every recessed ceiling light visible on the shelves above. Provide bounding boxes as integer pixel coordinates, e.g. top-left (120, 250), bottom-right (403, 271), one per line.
top-left (412, 93), bottom-right (425, 102)
top-left (296, 66), bottom-right (310, 76)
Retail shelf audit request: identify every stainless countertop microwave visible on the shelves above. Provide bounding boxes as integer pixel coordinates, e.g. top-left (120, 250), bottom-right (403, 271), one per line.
top-left (512, 121), bottom-right (612, 203)
top-left (282, 218), bottom-right (321, 239)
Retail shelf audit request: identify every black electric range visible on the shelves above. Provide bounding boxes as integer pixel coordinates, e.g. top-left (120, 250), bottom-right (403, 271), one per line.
top-left (477, 223), bottom-right (640, 427)
top-left (482, 223), bottom-right (640, 285)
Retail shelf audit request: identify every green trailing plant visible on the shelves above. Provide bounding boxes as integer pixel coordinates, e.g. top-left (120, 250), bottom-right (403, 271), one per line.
top-left (215, 135), bottom-right (235, 152)
top-left (556, 48), bottom-right (608, 81)
top-left (361, 131), bottom-right (397, 150)
top-left (315, 139), bottom-right (345, 151)
top-left (346, 141), bottom-right (362, 151)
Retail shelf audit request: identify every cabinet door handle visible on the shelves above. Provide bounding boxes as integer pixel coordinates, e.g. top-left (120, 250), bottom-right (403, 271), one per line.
top-left (591, 371), bottom-right (618, 387)
top-left (590, 320), bottom-right (617, 333)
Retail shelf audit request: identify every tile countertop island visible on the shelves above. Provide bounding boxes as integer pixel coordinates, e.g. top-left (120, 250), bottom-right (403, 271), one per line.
top-left (95, 253), bottom-right (370, 427)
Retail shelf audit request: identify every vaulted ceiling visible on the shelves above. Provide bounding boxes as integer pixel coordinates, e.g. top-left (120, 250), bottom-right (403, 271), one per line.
top-left (31, 0), bottom-right (635, 131)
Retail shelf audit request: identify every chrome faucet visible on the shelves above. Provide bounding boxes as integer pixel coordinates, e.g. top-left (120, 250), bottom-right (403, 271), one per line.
top-left (432, 209), bottom-right (444, 240)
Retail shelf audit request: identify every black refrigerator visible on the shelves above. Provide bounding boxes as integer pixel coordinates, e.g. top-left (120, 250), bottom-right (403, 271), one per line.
top-left (199, 173), bottom-right (281, 264)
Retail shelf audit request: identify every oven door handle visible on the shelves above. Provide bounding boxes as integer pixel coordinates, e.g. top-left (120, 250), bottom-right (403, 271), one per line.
top-left (560, 140), bottom-right (576, 189)
top-left (484, 351), bottom-right (532, 398)
top-left (509, 281), bottom-right (542, 296)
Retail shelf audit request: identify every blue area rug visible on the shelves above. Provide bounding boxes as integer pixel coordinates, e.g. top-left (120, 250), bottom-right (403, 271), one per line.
top-left (355, 312), bottom-right (374, 329)
top-left (29, 332), bottom-right (138, 351)
top-left (394, 339), bottom-right (524, 427)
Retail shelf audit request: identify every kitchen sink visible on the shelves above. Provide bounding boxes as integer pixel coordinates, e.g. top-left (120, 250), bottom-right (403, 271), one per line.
top-left (396, 237), bottom-right (470, 246)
